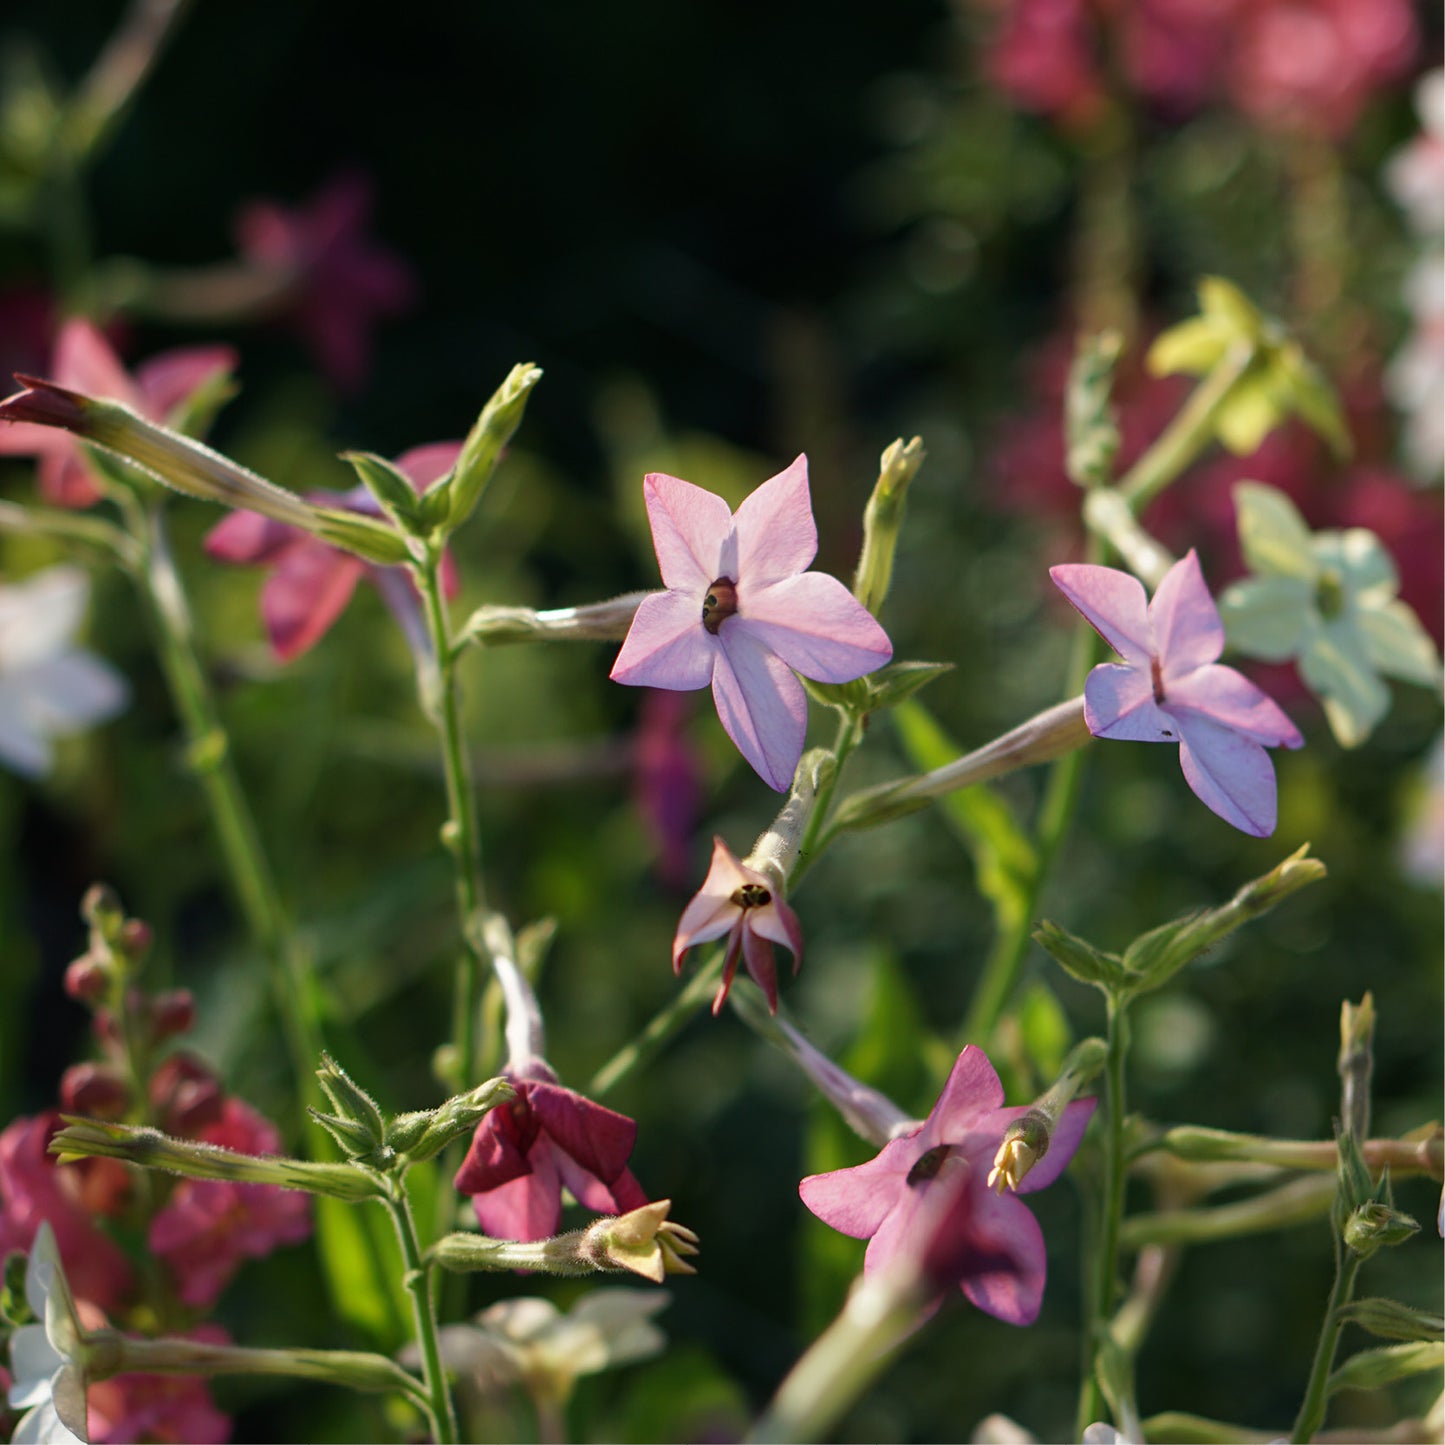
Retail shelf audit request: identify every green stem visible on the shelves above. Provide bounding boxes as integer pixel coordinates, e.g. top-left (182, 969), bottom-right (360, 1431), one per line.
top-left (1290, 1249), bottom-right (1362, 1443)
top-left (129, 500), bottom-right (324, 1116)
top-left (791, 711), bottom-right (860, 891)
top-left (1077, 991), bottom-right (1130, 1438)
top-left (381, 1181), bottom-right (459, 1445)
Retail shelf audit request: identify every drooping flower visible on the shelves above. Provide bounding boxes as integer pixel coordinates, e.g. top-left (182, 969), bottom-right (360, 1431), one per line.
top-left (672, 836), bottom-right (803, 1015)
top-left (453, 1061), bottom-right (647, 1243)
top-left (0, 567), bottom-right (128, 781)
top-left (204, 442), bottom-right (459, 661)
top-left (147, 1099), bottom-right (312, 1310)
top-left (1051, 549), bottom-right (1303, 836)
top-left (232, 171), bottom-right (415, 392)
top-left (0, 318), bottom-right (234, 509)
top-left (610, 456), bottom-right (893, 791)
top-left (6, 1223), bottom-right (92, 1445)
top-left (1219, 483), bottom-right (1441, 747)
top-left (798, 1047), bottom-right (1095, 1325)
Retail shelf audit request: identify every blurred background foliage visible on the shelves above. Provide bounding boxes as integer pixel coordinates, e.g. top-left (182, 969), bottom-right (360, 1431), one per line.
top-left (0, 1), bottom-right (1440, 1441)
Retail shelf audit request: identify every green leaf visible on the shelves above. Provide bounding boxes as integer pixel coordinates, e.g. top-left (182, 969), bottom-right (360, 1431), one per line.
top-left (799, 674), bottom-right (870, 712)
top-left (1327, 1342), bottom-right (1444, 1396)
top-left (1033, 919), bottom-right (1129, 992)
top-left (862, 660), bottom-right (953, 712)
top-left (342, 451), bottom-right (423, 532)
top-left (1335, 1297), bottom-right (1445, 1343)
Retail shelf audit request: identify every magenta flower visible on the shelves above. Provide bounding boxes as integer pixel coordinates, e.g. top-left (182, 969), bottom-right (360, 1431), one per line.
top-left (610, 456), bottom-right (893, 791)
top-left (1051, 550), bottom-right (1303, 837)
top-left (799, 1047), bottom-right (1095, 1325)
top-left (631, 690), bottom-right (703, 888)
top-left (0, 318), bottom-right (234, 509)
top-left (672, 836), bottom-right (803, 1015)
top-left (148, 1099), bottom-right (312, 1310)
top-left (453, 1061), bottom-right (648, 1243)
top-left (204, 441), bottom-right (460, 661)
top-left (233, 171), bottom-right (416, 391)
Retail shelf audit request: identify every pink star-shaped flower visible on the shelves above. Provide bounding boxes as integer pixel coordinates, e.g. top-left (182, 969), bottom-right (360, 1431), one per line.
top-left (672, 836), bottom-right (803, 1015)
top-left (0, 319), bottom-right (234, 509)
top-left (1051, 550), bottom-right (1303, 837)
top-left (453, 1062), bottom-right (648, 1243)
top-left (610, 456), bottom-right (893, 791)
top-left (204, 442), bottom-right (460, 661)
top-left (799, 1047), bottom-right (1095, 1326)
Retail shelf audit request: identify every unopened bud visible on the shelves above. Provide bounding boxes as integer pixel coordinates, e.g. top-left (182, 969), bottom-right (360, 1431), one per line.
top-left (1343, 1202), bottom-right (1420, 1259)
top-left (385, 1078), bottom-right (514, 1164)
top-left (59, 1063), bottom-right (131, 1120)
top-left (150, 1053), bottom-right (223, 1136)
top-left (315, 1053), bottom-right (386, 1146)
top-left (118, 919), bottom-right (154, 963)
top-left (148, 989), bottom-right (195, 1042)
top-left (64, 953), bottom-right (111, 1004)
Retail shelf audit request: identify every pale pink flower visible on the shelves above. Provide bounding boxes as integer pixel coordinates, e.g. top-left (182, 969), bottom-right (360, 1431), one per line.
top-left (204, 441), bottom-right (460, 661)
top-left (799, 1047), bottom-right (1095, 1325)
top-left (453, 1061), bottom-right (648, 1243)
top-left (233, 171), bottom-right (415, 391)
top-left (610, 456), bottom-right (892, 791)
top-left (672, 836), bottom-right (803, 1015)
top-left (148, 1098), bottom-right (311, 1310)
top-left (1051, 550), bottom-right (1303, 836)
top-left (0, 318), bottom-right (234, 508)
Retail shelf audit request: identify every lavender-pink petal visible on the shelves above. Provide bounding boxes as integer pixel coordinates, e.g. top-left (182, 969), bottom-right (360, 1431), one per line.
top-left (1165, 664), bottom-right (1304, 747)
top-left (1176, 713), bottom-right (1280, 837)
top-left (1151, 550), bottom-right (1225, 675)
top-left (798, 1134), bottom-right (920, 1240)
top-left (610, 589), bottom-right (718, 691)
top-left (927, 1046), bottom-right (1008, 1141)
top-left (730, 455), bottom-right (818, 587)
top-left (738, 572), bottom-right (893, 682)
top-left (642, 472), bottom-right (732, 591)
top-left (261, 542), bottom-right (366, 662)
top-left (712, 626), bottom-right (808, 790)
top-left (1049, 564), bottom-right (1153, 665)
top-left (1083, 663), bottom-right (1177, 743)
top-left (747, 894), bottom-right (804, 965)
top-left (135, 347), bottom-right (237, 419)
top-left (954, 1178), bottom-right (1048, 1326)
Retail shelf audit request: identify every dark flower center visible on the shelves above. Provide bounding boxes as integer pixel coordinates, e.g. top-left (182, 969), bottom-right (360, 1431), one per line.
top-left (1315, 568), bottom-right (1345, 620)
top-left (702, 577), bottom-right (738, 635)
top-left (907, 1143), bottom-right (953, 1186)
top-left (731, 882), bottom-right (771, 910)
top-left (1150, 653), bottom-right (1166, 706)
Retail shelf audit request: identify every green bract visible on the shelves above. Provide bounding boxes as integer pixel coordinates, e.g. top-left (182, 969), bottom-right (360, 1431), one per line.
top-left (1219, 483), bottom-right (1442, 748)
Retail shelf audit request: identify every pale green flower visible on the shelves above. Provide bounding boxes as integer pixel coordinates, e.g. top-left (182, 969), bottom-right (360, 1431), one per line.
top-left (1219, 483), bottom-right (1442, 747)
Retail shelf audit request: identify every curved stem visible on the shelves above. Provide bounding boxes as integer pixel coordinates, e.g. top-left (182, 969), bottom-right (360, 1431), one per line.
top-left (1290, 1251), bottom-right (1361, 1443)
top-left (791, 712), bottom-right (860, 892)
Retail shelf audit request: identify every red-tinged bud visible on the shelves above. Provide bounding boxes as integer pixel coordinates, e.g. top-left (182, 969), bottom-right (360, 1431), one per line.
top-left (150, 1052), bottom-right (224, 1136)
top-left (60, 1062), bottom-right (131, 1120)
top-left (119, 918), bottom-right (154, 963)
top-left (148, 989), bottom-right (195, 1041)
top-left (92, 1007), bottom-right (122, 1051)
top-left (64, 953), bottom-right (111, 1004)
top-left (1, 375), bottom-right (92, 434)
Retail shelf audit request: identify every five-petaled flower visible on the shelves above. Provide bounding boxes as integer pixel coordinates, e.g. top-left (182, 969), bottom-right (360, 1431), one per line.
top-left (1051, 549), bottom-right (1303, 837)
top-left (672, 836), bottom-right (803, 1015)
top-left (798, 1047), bottom-right (1095, 1325)
top-left (610, 456), bottom-right (893, 791)
top-left (204, 443), bottom-right (460, 661)
top-left (453, 1061), bottom-right (648, 1243)
top-left (1219, 483), bottom-right (1441, 749)
top-left (0, 318), bottom-right (234, 509)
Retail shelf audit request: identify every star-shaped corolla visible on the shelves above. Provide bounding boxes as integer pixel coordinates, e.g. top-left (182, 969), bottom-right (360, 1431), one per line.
top-left (1219, 483), bottom-right (1441, 748)
top-left (7, 1223), bottom-right (91, 1445)
top-left (798, 1048), bottom-right (1094, 1326)
top-left (610, 457), bottom-right (893, 791)
top-left (0, 567), bottom-right (128, 780)
top-left (672, 837), bottom-right (804, 1015)
top-left (1051, 549), bottom-right (1303, 837)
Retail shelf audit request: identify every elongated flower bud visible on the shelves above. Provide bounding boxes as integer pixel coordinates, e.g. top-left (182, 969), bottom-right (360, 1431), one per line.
top-left (460, 592), bottom-right (650, 647)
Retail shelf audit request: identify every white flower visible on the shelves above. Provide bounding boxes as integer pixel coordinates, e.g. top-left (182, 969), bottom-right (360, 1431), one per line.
top-left (0, 567), bottom-right (127, 778)
top-left (1219, 483), bottom-right (1442, 747)
top-left (7, 1223), bottom-right (91, 1445)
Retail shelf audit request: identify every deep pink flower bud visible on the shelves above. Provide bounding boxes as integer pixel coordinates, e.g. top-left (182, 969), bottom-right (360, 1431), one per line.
top-left (119, 918), bottom-right (154, 962)
top-left (150, 1053), bottom-right (225, 1137)
top-left (63, 953), bottom-right (110, 1004)
top-left (148, 989), bottom-right (196, 1042)
top-left (59, 1062), bottom-right (131, 1120)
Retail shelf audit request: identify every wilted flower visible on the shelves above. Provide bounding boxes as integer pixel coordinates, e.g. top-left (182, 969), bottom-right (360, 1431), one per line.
top-left (1219, 483), bottom-right (1441, 747)
top-left (0, 567), bottom-right (128, 780)
top-left (6, 1223), bottom-right (92, 1445)
top-left (1052, 550), bottom-right (1303, 836)
top-left (0, 319), bottom-right (233, 508)
top-left (204, 442), bottom-right (459, 661)
top-left (147, 1099), bottom-right (312, 1310)
top-left (611, 456), bottom-right (892, 790)
top-left (453, 1061), bottom-right (647, 1242)
top-left (799, 1047), bottom-right (1094, 1324)
top-left (671, 836), bottom-right (803, 1015)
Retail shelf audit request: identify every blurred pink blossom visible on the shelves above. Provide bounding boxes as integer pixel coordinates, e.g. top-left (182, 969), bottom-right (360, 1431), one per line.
top-left (800, 1047), bottom-right (1095, 1323)
top-left (0, 318), bottom-right (234, 508)
top-left (631, 690), bottom-right (704, 888)
top-left (0, 1112), bottom-right (135, 1313)
top-left (234, 171), bottom-right (416, 391)
top-left (453, 1061), bottom-right (648, 1242)
top-left (204, 442), bottom-right (460, 661)
top-left (148, 1098), bottom-right (312, 1311)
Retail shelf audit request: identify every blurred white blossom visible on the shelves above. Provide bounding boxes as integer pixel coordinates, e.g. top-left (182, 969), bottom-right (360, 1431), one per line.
top-left (7, 1223), bottom-right (91, 1445)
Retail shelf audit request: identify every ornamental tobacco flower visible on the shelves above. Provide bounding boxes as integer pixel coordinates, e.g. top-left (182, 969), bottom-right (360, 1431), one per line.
top-left (453, 1061), bottom-right (648, 1243)
top-left (798, 1047), bottom-right (1095, 1325)
top-left (610, 456), bottom-right (892, 791)
top-left (6, 1223), bottom-right (91, 1445)
top-left (671, 836), bottom-right (803, 1015)
top-left (1051, 549), bottom-right (1303, 837)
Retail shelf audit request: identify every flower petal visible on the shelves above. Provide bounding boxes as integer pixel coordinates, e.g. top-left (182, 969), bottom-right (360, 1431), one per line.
top-left (992, 1097), bottom-right (1097, 1195)
top-left (1175, 714), bottom-right (1280, 836)
top-left (642, 472), bottom-right (732, 591)
top-left (954, 1178), bottom-right (1048, 1326)
top-left (1358, 598), bottom-right (1441, 687)
top-left (393, 441), bottom-right (463, 491)
top-left (747, 894), bottom-right (803, 968)
top-left (1219, 576), bottom-right (1315, 661)
top-left (11, 655), bottom-right (128, 734)
top-left (55, 318), bottom-right (139, 408)
top-left (1166, 663), bottom-right (1302, 748)
top-left (731, 455), bottom-right (817, 587)
top-left (204, 509), bottom-right (302, 567)
top-left (0, 567), bottom-right (88, 670)
top-left (1083, 662), bottom-right (1175, 742)
top-left (711, 625), bottom-right (807, 791)
top-left (0, 688), bottom-right (52, 777)
top-left (134, 346), bottom-right (237, 421)
top-left (798, 1134), bottom-right (919, 1240)
top-left (528, 1082), bottom-right (637, 1185)
top-left (740, 926), bottom-right (780, 1011)
top-left (261, 543), bottom-right (366, 661)
top-left (471, 1146), bottom-right (563, 1241)
top-left (1299, 634), bottom-right (1391, 749)
top-left (610, 591), bottom-right (717, 692)
top-left (1050, 565), bottom-right (1152, 665)
top-left (923, 1046), bottom-right (1007, 1146)
top-left (738, 572), bottom-right (892, 682)
top-left (1152, 550), bottom-right (1224, 678)
top-left (1234, 482), bottom-right (1317, 581)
